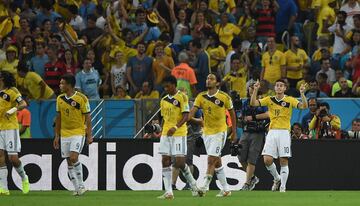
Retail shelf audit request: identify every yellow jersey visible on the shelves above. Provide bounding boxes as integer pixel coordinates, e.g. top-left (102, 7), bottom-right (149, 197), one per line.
top-left (223, 67), bottom-right (247, 98)
top-left (262, 50), bottom-right (286, 84)
top-left (317, 6), bottom-right (335, 37)
top-left (259, 95), bottom-right (299, 130)
top-left (209, 0), bottom-right (236, 13)
top-left (214, 23), bottom-right (241, 47)
top-left (0, 87), bottom-right (23, 130)
top-left (160, 91), bottom-right (189, 137)
top-left (207, 45), bottom-right (226, 68)
top-left (56, 91), bottom-right (90, 138)
top-left (285, 49), bottom-right (308, 79)
top-left (16, 72), bottom-right (54, 100)
top-left (0, 59), bottom-right (19, 75)
top-left (194, 90), bottom-right (233, 135)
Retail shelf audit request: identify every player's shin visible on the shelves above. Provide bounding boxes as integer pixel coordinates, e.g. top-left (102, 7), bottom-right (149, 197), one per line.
top-left (68, 166), bottom-right (79, 190)
top-left (0, 166), bottom-right (8, 190)
top-left (266, 163), bottom-right (280, 181)
top-left (162, 167), bottom-right (173, 194)
top-left (180, 164), bottom-right (197, 188)
top-left (73, 162), bottom-right (84, 189)
top-left (280, 166), bottom-right (289, 190)
top-left (15, 162), bottom-right (27, 181)
top-left (215, 166), bottom-right (229, 191)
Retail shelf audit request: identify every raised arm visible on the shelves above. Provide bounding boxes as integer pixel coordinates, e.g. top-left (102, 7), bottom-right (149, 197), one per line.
top-left (297, 83), bottom-right (308, 109)
top-left (250, 80), bottom-right (261, 106)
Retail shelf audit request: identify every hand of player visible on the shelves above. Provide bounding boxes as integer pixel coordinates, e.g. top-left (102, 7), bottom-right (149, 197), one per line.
top-left (86, 135), bottom-right (93, 145)
top-left (167, 127), bottom-right (177, 136)
top-left (299, 83), bottom-right (307, 94)
top-left (253, 80), bottom-right (260, 90)
top-left (53, 136), bottom-right (60, 150)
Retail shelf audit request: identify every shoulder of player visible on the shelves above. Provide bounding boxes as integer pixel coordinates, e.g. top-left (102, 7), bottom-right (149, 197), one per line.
top-left (57, 94), bottom-right (65, 101)
top-left (75, 92), bottom-right (89, 102)
top-left (218, 90), bottom-right (231, 99)
top-left (8, 87), bottom-right (20, 94)
top-left (195, 91), bottom-right (207, 98)
top-left (176, 91), bottom-right (188, 101)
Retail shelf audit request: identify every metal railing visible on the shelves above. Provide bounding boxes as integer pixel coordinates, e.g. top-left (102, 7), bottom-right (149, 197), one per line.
top-left (91, 99), bottom-right (105, 139)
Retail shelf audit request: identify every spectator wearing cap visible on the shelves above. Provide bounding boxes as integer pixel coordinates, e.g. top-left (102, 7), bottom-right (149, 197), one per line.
top-left (189, 38), bottom-right (210, 92)
top-left (17, 61), bottom-right (55, 100)
top-left (316, 57), bottom-right (336, 85)
top-left (44, 45), bottom-right (66, 95)
top-left (80, 14), bottom-right (104, 43)
top-left (0, 45), bottom-right (19, 75)
top-left (334, 77), bottom-right (355, 97)
top-left (260, 36), bottom-right (286, 85)
top-left (171, 52), bottom-right (197, 98)
top-left (29, 42), bottom-right (48, 78)
top-left (79, 0), bottom-right (96, 24)
top-left (301, 97), bottom-right (318, 134)
top-left (305, 79), bottom-right (328, 98)
top-left (75, 58), bottom-right (101, 99)
top-left (126, 42), bottom-right (153, 97)
top-left (144, 12), bottom-right (161, 43)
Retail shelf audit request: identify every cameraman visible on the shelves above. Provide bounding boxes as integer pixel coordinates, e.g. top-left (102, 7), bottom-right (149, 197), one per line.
top-left (309, 102), bottom-right (341, 139)
top-left (237, 83), bottom-right (269, 191)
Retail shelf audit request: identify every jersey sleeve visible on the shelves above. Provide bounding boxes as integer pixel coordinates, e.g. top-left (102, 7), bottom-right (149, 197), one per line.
top-left (11, 88), bottom-right (23, 104)
top-left (81, 97), bottom-right (91, 114)
top-left (56, 96), bottom-right (60, 112)
top-left (225, 94), bottom-right (234, 110)
top-left (259, 96), bottom-right (270, 107)
top-left (193, 95), bottom-right (202, 108)
top-left (291, 97), bottom-right (300, 108)
top-left (181, 94), bottom-right (190, 113)
top-left (280, 52), bottom-right (286, 66)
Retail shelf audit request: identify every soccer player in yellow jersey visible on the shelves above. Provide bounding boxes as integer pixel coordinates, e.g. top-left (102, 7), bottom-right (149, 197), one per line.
top-left (158, 75), bottom-right (198, 200)
top-left (0, 71), bottom-right (30, 195)
top-left (189, 73), bottom-right (237, 197)
top-left (250, 79), bottom-right (308, 193)
top-left (53, 74), bottom-right (93, 196)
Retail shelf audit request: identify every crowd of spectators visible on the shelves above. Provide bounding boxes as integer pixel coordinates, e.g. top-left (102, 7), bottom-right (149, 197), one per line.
top-left (0, 0), bottom-right (360, 138)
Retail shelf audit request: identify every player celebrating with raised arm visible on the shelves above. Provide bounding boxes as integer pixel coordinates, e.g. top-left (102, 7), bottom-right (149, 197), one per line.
top-left (53, 74), bottom-right (93, 196)
top-left (0, 71), bottom-right (30, 195)
top-left (250, 79), bottom-right (307, 192)
top-left (189, 73), bottom-right (237, 197)
top-left (158, 75), bottom-right (199, 200)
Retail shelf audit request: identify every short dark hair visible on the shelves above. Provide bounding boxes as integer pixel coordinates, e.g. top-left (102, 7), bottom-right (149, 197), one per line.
top-left (308, 97), bottom-right (318, 104)
top-left (309, 78), bottom-right (318, 84)
top-left (0, 71), bottom-right (16, 88)
top-left (87, 14), bottom-right (97, 22)
top-left (190, 38), bottom-right (202, 49)
top-left (51, 34), bottom-right (62, 42)
top-left (275, 79), bottom-right (287, 85)
top-left (230, 54), bottom-right (241, 62)
top-left (135, 8), bottom-right (145, 16)
top-left (337, 10), bottom-right (347, 18)
top-left (320, 57), bottom-right (330, 65)
top-left (61, 74), bottom-right (76, 88)
top-left (162, 75), bottom-right (178, 85)
top-left (318, 101), bottom-right (330, 110)
top-left (231, 36), bottom-right (242, 49)
top-left (292, 122), bottom-right (302, 130)
top-left (209, 73), bottom-right (221, 83)
top-left (353, 118), bottom-right (360, 123)
top-left (318, 72), bottom-right (328, 79)
top-left (354, 14), bottom-right (360, 20)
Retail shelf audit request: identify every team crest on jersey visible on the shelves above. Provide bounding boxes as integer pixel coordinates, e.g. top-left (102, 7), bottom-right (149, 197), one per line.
top-left (281, 102), bottom-right (287, 107)
top-left (2, 94), bottom-right (7, 99)
top-left (215, 99), bottom-right (220, 105)
top-left (173, 100), bottom-right (179, 106)
top-left (71, 101), bottom-right (77, 107)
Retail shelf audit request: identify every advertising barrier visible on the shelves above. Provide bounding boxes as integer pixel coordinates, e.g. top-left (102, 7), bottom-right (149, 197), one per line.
top-left (7, 139), bottom-right (360, 190)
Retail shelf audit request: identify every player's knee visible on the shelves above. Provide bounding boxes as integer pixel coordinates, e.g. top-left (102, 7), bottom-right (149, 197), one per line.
top-left (208, 156), bottom-right (217, 166)
top-left (263, 156), bottom-right (273, 166)
top-left (162, 158), bottom-right (171, 167)
top-left (69, 155), bottom-right (78, 164)
top-left (8, 155), bottom-right (20, 166)
top-left (279, 158), bottom-right (288, 166)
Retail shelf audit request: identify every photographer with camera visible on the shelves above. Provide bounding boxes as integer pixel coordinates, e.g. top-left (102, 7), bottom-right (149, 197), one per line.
top-left (309, 102), bottom-right (341, 139)
top-left (235, 82), bottom-right (269, 191)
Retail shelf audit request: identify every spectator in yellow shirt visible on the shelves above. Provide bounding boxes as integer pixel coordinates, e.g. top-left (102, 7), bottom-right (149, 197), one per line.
top-left (152, 42), bottom-right (175, 91)
top-left (112, 85), bottom-right (131, 100)
top-left (214, 13), bottom-right (241, 50)
top-left (285, 36), bottom-right (309, 88)
top-left (222, 54), bottom-right (248, 98)
top-left (135, 81), bottom-right (160, 99)
top-left (16, 61), bottom-right (55, 100)
top-left (206, 32), bottom-right (226, 73)
top-left (316, 0), bottom-right (336, 37)
top-left (0, 45), bottom-right (19, 75)
top-left (261, 37), bottom-right (286, 85)
top-left (208, 0), bottom-right (236, 15)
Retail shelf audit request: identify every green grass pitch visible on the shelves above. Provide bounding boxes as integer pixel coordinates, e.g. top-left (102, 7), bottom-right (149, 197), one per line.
top-left (2, 190), bottom-right (360, 206)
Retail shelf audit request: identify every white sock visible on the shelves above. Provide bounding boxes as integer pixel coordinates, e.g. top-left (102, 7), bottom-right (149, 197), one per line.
top-left (0, 166), bottom-right (8, 190)
top-left (162, 167), bottom-right (173, 194)
top-left (280, 166), bottom-right (289, 189)
top-left (215, 166), bottom-right (229, 191)
top-left (266, 163), bottom-right (280, 181)
top-left (73, 162), bottom-right (84, 189)
top-left (203, 174), bottom-right (213, 190)
top-left (15, 163), bottom-right (27, 181)
top-left (68, 166), bottom-right (78, 190)
top-left (180, 164), bottom-right (196, 188)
